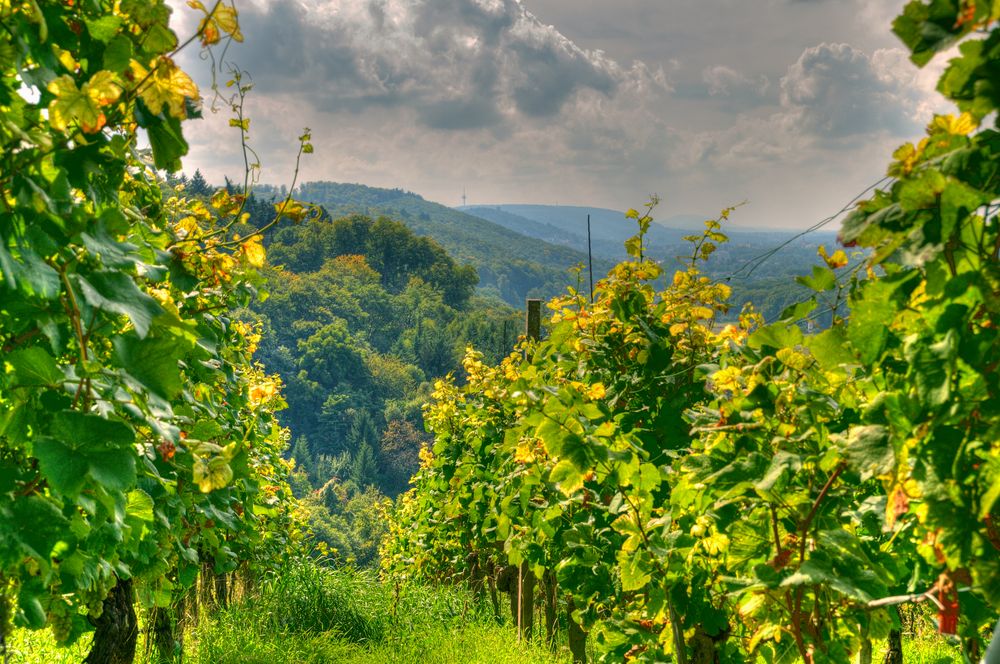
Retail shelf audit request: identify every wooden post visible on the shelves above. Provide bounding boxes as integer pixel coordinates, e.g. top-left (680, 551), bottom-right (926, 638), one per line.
top-left (526, 298), bottom-right (541, 341)
top-left (516, 561), bottom-right (535, 642)
top-left (587, 214), bottom-right (594, 302)
top-left (543, 570), bottom-right (558, 651)
top-left (566, 596), bottom-right (588, 664)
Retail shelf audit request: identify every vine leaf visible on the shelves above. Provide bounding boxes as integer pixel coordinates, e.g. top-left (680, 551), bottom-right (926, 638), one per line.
top-left (837, 425), bottom-right (893, 481)
top-left (5, 347), bottom-right (63, 388)
top-left (47, 71), bottom-right (121, 133)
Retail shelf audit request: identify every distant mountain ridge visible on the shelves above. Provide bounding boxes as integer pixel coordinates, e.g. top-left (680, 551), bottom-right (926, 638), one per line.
top-left (463, 204), bottom-right (707, 235)
top-left (460, 204), bottom-right (693, 261)
top-left (271, 181), bottom-right (843, 322)
top-left (281, 182), bottom-right (613, 306)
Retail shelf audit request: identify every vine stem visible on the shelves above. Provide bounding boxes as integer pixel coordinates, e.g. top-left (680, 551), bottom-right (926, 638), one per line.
top-left (798, 462), bottom-right (846, 563)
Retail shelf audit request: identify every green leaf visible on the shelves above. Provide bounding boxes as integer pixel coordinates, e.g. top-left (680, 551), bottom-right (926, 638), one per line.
top-left (795, 265), bottom-right (837, 293)
top-left (618, 550), bottom-right (652, 591)
top-left (893, 0), bottom-right (967, 67)
top-left (135, 103), bottom-right (189, 172)
top-left (85, 15), bottom-right (122, 43)
top-left (126, 490), bottom-right (155, 522)
top-left (838, 425), bottom-right (893, 481)
top-left (904, 331), bottom-right (956, 406)
top-left (33, 438), bottom-right (88, 496)
top-left (5, 347), bottom-right (63, 388)
top-left (778, 298), bottom-right (817, 322)
top-left (34, 427), bottom-right (136, 494)
top-left (103, 35), bottom-right (134, 73)
top-left (17, 587), bottom-right (47, 630)
top-left (51, 410), bottom-right (134, 450)
top-left (848, 278), bottom-right (906, 364)
top-left (748, 322), bottom-right (803, 351)
top-left (805, 326), bottom-right (856, 370)
top-left (75, 271), bottom-right (162, 338)
top-left (0, 495), bottom-right (68, 567)
top-left (114, 335), bottom-right (184, 399)
top-left (755, 451), bottom-right (802, 494)
top-left (939, 180), bottom-right (987, 240)
top-left (12, 246), bottom-right (60, 300)
top-left (898, 169), bottom-right (946, 211)
top-left (86, 447), bottom-right (137, 491)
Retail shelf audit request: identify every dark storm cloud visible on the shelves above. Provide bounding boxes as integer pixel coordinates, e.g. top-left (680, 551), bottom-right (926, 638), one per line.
top-left (226, 0), bottom-right (637, 130)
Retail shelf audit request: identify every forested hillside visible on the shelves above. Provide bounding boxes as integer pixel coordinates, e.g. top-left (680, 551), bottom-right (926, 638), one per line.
top-left (264, 181), bottom-right (614, 305)
top-left (246, 213), bottom-right (520, 563)
top-left (462, 204), bottom-right (845, 321)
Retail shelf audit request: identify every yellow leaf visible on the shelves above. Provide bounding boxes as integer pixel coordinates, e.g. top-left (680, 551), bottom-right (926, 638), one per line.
top-left (690, 306), bottom-right (714, 320)
top-left (47, 70), bottom-right (122, 133)
top-left (275, 199), bottom-right (309, 222)
top-left (87, 70), bottom-right (121, 106)
top-left (193, 456), bottom-right (233, 493)
top-left (818, 245), bottom-right (849, 269)
top-left (56, 47), bottom-right (78, 72)
top-left (196, 2), bottom-right (243, 45)
top-left (131, 58), bottom-right (199, 119)
top-left (514, 441), bottom-right (536, 464)
top-left (241, 238), bottom-right (266, 268)
top-left (776, 347), bottom-right (809, 371)
top-left (932, 112), bottom-right (978, 137)
top-left (710, 366), bottom-right (743, 393)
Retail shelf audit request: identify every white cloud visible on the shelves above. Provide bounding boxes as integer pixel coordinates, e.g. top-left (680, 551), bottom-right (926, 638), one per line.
top-left (166, 0), bottom-right (956, 228)
top-left (702, 65), bottom-right (770, 99)
top-left (779, 43), bottom-right (939, 139)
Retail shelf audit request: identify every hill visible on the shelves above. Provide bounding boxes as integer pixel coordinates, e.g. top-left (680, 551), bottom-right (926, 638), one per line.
top-left (460, 204), bottom-right (694, 261)
top-left (266, 182), bottom-right (614, 306)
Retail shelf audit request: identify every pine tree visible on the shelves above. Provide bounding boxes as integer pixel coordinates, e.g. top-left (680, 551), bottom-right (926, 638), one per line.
top-left (187, 169), bottom-right (211, 196)
top-left (349, 441), bottom-right (378, 488)
top-left (290, 435), bottom-right (314, 481)
top-left (348, 410), bottom-right (378, 452)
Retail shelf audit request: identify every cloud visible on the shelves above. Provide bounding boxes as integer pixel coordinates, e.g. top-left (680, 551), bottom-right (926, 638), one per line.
top-left (168, 0), bottom-right (952, 230)
top-left (701, 65), bottom-right (770, 99)
top-left (779, 43), bottom-right (932, 139)
top-left (218, 0), bottom-right (667, 131)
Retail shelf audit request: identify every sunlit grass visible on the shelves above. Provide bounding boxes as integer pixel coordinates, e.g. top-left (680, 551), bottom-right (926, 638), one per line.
top-left (7, 566), bottom-right (978, 664)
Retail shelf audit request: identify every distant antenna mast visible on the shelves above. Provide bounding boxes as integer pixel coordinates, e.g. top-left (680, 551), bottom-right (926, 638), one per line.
top-left (587, 214), bottom-right (594, 302)
top-left (462, 187), bottom-right (467, 207)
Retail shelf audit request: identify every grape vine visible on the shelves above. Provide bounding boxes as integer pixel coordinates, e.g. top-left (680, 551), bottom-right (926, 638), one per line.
top-left (0, 1), bottom-right (304, 658)
top-left (383, 2), bottom-right (1000, 662)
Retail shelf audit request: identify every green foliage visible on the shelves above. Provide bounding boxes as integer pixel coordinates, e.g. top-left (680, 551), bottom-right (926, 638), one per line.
top-left (0, 0), bottom-right (299, 652)
top-left (383, 4), bottom-right (1000, 659)
top-left (247, 216), bottom-right (522, 498)
top-left (286, 182), bottom-right (602, 305)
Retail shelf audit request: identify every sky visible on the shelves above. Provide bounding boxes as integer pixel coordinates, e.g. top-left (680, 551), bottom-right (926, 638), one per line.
top-left (169, 0), bottom-right (952, 229)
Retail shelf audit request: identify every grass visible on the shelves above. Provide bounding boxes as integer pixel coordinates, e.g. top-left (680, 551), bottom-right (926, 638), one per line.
top-left (5, 566), bottom-right (979, 663)
top-left (192, 560), bottom-right (562, 664)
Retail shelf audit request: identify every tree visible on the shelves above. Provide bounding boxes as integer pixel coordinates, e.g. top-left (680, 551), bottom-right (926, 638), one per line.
top-left (187, 169), bottom-right (212, 196)
top-left (349, 441), bottom-right (379, 489)
top-left (290, 435), bottom-right (315, 479)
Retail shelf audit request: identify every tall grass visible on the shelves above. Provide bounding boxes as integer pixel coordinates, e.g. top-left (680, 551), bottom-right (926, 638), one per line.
top-left (7, 562), bottom-right (971, 663)
top-left (191, 559), bottom-right (562, 664)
